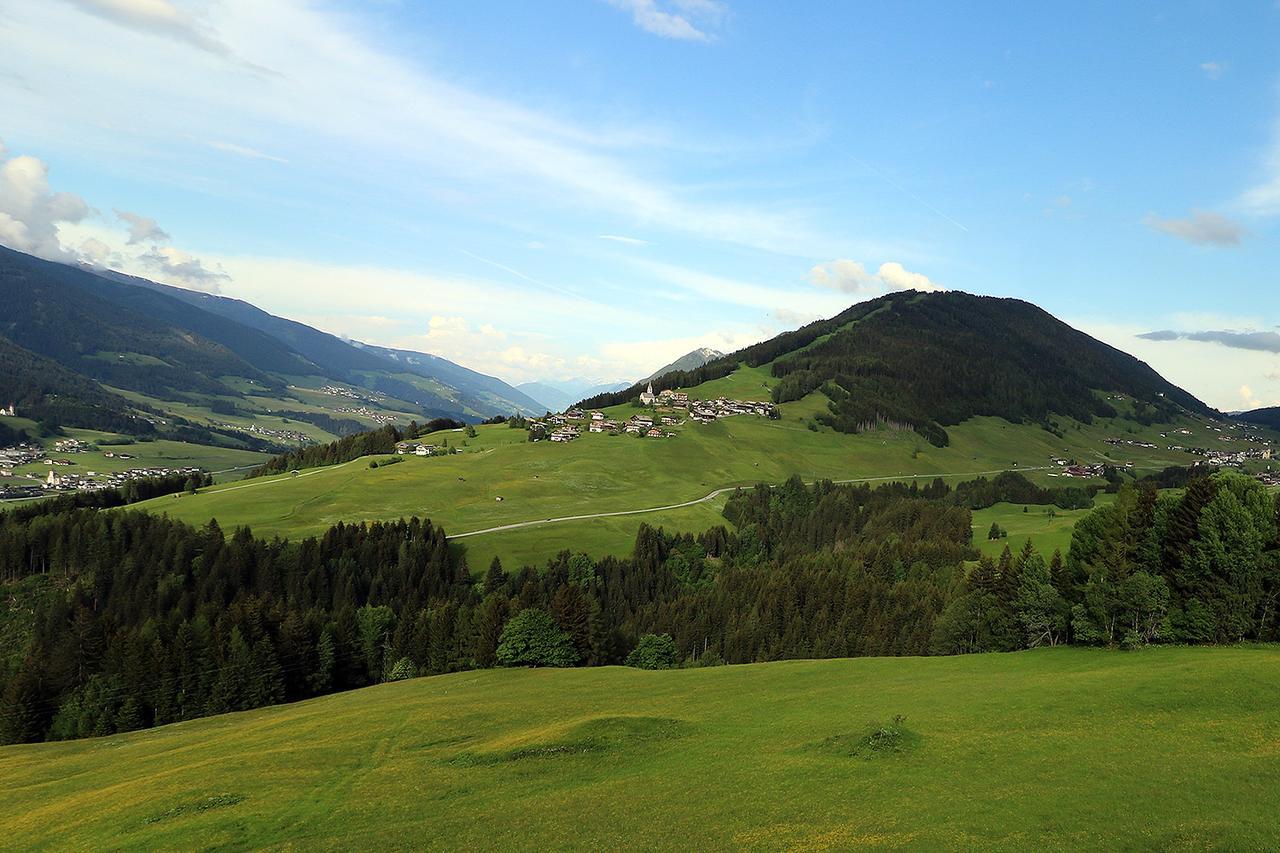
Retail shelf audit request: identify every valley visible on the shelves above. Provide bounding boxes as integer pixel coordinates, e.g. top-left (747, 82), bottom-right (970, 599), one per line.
top-left (129, 378), bottom-right (1271, 571)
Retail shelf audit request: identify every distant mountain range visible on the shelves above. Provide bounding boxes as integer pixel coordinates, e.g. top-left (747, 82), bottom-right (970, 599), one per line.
top-left (516, 379), bottom-right (630, 413)
top-left (645, 347), bottom-right (725, 382)
top-left (0, 245), bottom-right (545, 444)
top-left (514, 350), bottom-right (725, 412)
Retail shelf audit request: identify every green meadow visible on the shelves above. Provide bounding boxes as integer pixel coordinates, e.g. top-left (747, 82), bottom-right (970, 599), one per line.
top-left (131, 380), bottom-right (1227, 568)
top-left (5, 646), bottom-right (1279, 850)
top-left (970, 495), bottom-right (1118, 560)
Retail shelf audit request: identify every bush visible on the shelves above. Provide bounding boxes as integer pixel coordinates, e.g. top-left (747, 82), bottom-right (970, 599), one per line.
top-left (496, 609), bottom-right (578, 667)
top-left (625, 634), bottom-right (678, 670)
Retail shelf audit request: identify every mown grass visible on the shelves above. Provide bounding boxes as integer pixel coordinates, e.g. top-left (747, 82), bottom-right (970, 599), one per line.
top-left (4, 646), bottom-right (1279, 850)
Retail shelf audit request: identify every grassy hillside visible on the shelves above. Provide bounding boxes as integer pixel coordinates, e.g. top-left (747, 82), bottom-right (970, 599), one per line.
top-left (4, 647), bottom-right (1279, 849)
top-left (131, 377), bottom-right (1258, 569)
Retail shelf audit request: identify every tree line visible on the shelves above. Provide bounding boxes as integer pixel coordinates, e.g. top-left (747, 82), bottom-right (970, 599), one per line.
top-left (1, 470), bottom-right (1274, 744)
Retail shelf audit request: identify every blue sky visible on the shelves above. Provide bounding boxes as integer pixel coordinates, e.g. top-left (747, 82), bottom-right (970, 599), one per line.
top-left (0, 0), bottom-right (1278, 408)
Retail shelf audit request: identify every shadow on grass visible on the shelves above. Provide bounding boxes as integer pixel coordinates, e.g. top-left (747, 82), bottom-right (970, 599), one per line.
top-left (447, 715), bottom-right (694, 767)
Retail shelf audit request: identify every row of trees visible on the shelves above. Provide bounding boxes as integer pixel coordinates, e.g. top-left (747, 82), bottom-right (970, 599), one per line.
top-left (1, 470), bottom-right (1275, 744)
top-left (248, 418), bottom-right (467, 476)
top-left (932, 473), bottom-right (1280, 652)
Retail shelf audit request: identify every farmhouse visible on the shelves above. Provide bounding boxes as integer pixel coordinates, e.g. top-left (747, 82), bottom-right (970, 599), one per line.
top-left (550, 426), bottom-right (580, 442)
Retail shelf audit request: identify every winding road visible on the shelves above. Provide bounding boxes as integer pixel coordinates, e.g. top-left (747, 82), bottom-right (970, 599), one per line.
top-left (448, 465), bottom-right (1061, 540)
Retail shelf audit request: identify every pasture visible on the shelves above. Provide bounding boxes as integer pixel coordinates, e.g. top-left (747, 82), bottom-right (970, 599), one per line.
top-left (4, 647), bottom-right (1279, 849)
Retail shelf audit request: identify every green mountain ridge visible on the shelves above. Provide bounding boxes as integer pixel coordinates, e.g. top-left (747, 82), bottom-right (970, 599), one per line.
top-left (583, 291), bottom-right (1216, 445)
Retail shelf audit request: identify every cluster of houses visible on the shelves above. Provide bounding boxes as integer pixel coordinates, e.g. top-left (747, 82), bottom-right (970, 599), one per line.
top-left (0, 403), bottom-right (16, 417)
top-left (394, 441), bottom-right (457, 457)
top-left (335, 405), bottom-right (398, 425)
top-left (527, 382), bottom-right (779, 443)
top-left (1048, 460), bottom-right (1109, 479)
top-left (209, 420), bottom-right (312, 443)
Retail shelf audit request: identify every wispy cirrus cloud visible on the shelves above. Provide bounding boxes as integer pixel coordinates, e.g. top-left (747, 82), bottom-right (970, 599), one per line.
top-left (208, 140), bottom-right (288, 163)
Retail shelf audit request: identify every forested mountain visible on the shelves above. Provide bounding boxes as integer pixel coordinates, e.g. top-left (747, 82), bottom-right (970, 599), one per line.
top-left (0, 246), bottom-right (552, 441)
top-left (0, 246), bottom-right (285, 399)
top-left (644, 347), bottom-right (724, 382)
top-left (583, 291), bottom-right (1215, 445)
top-left (0, 337), bottom-right (152, 439)
top-left (1234, 407), bottom-right (1280, 430)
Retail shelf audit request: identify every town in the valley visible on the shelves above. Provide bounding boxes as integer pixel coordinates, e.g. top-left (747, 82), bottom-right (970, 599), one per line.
top-left (0, 437), bottom-right (204, 500)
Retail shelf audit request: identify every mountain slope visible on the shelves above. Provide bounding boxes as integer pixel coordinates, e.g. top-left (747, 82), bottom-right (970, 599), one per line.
top-left (95, 269), bottom-right (539, 418)
top-left (583, 291), bottom-right (1214, 445)
top-left (352, 343), bottom-right (545, 416)
top-left (0, 246), bottom-right (284, 398)
top-left (0, 336), bottom-right (152, 438)
top-left (516, 382), bottom-right (573, 413)
top-left (645, 347), bottom-right (724, 382)
top-left (1234, 407), bottom-right (1280, 430)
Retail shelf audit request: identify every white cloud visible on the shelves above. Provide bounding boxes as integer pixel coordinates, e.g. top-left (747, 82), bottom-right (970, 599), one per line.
top-left (115, 209), bottom-right (170, 244)
top-left (1239, 117), bottom-right (1280, 216)
top-left (208, 140), bottom-right (288, 163)
top-left (808, 259), bottom-right (943, 294)
top-left (65, 0), bottom-right (233, 58)
top-left (1240, 384), bottom-right (1262, 409)
top-left (598, 234), bottom-right (650, 246)
top-left (1200, 61), bottom-right (1226, 80)
top-left (1074, 319), bottom-right (1280, 411)
top-left (8, 0), bottom-right (849, 258)
top-left (605, 0), bottom-right (727, 41)
top-left (139, 245), bottom-right (229, 292)
top-left (0, 147), bottom-right (90, 261)
top-left (1144, 210), bottom-right (1246, 247)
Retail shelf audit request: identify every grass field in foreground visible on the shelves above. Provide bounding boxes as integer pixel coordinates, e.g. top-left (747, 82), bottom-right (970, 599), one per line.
top-left (129, 385), bottom-right (1230, 569)
top-left (4, 646), bottom-right (1279, 849)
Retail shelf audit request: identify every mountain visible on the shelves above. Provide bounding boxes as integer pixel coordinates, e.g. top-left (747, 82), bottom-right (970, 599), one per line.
top-left (0, 246), bottom-right (545, 441)
top-left (0, 245), bottom-right (289, 399)
top-left (582, 290), bottom-right (1215, 446)
top-left (351, 343), bottom-right (545, 416)
top-left (518, 379), bottom-right (630, 412)
top-left (645, 347), bottom-right (725, 382)
top-left (95, 268), bottom-right (541, 419)
top-left (0, 336), bottom-right (152, 440)
top-left (516, 382), bottom-right (574, 413)
top-left (1233, 407), bottom-right (1280, 430)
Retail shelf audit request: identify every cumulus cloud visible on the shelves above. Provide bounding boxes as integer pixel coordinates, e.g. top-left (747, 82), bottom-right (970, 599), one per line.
top-left (1200, 61), bottom-right (1226, 80)
top-left (808, 259), bottom-right (943, 294)
top-left (1137, 329), bottom-right (1280, 353)
top-left (114, 209), bottom-right (170, 244)
top-left (139, 245), bottom-right (229, 293)
top-left (1144, 210), bottom-right (1245, 247)
top-left (1240, 384), bottom-right (1262, 409)
top-left (0, 147), bottom-right (90, 261)
top-left (606, 0), bottom-right (727, 42)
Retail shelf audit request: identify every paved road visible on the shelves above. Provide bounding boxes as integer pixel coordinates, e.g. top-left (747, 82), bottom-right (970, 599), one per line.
top-left (448, 465), bottom-right (1061, 540)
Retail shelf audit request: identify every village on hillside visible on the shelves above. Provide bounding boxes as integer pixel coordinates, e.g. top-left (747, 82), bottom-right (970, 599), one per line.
top-left (525, 382), bottom-right (779, 443)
